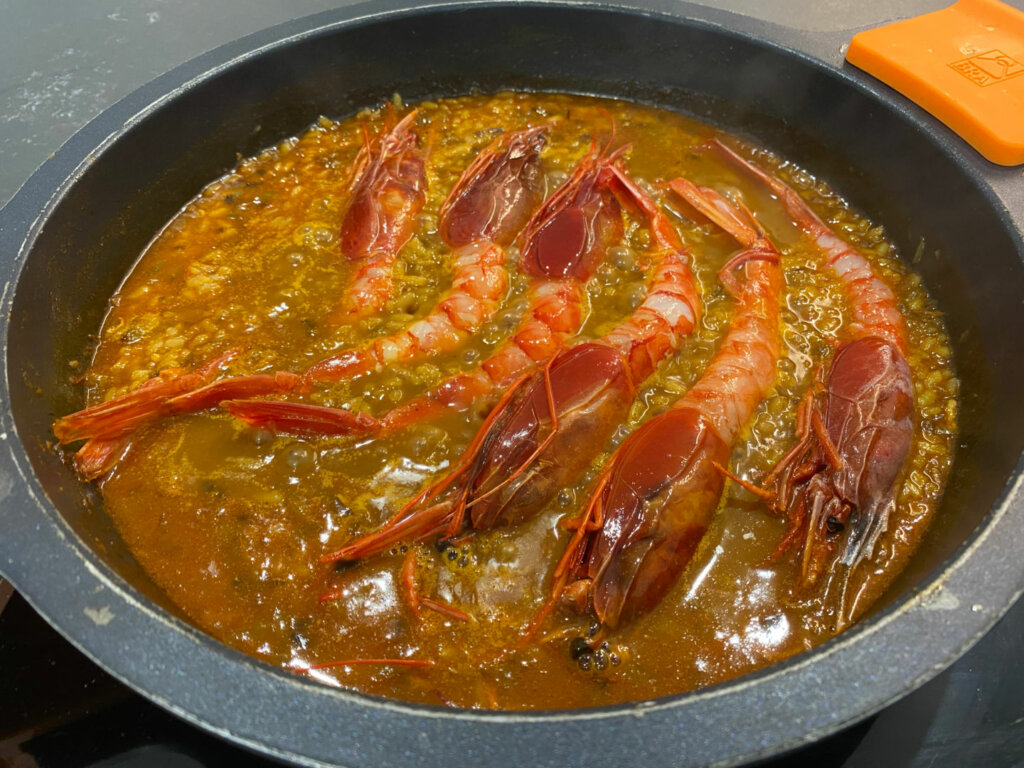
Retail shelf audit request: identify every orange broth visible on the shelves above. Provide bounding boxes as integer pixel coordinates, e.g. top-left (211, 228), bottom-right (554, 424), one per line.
top-left (76, 93), bottom-right (957, 709)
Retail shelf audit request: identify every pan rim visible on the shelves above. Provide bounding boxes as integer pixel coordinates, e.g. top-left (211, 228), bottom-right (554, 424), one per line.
top-left (1, 1), bottom-right (1022, 766)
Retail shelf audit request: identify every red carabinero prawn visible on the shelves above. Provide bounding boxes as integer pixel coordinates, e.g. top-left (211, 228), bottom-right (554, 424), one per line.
top-left (715, 140), bottom-right (914, 619)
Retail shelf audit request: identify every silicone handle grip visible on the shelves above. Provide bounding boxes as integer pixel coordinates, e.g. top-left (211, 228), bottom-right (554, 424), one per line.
top-left (847, 0), bottom-right (1024, 166)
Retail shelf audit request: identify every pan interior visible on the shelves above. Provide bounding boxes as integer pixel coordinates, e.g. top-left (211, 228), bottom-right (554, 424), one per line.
top-left (8, 2), bottom-right (1023, 693)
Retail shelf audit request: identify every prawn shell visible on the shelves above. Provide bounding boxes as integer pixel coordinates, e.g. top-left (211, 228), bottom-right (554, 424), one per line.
top-left (440, 126), bottom-right (548, 248)
top-left (469, 342), bottom-right (634, 529)
top-left (825, 337), bottom-right (914, 513)
top-left (520, 158), bottom-right (623, 281)
top-left (817, 336), bottom-right (914, 583)
top-left (587, 407), bottom-right (730, 628)
top-left (339, 117), bottom-right (427, 261)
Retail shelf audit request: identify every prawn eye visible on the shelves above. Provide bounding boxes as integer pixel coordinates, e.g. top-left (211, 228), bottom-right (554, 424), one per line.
top-left (570, 637), bottom-right (594, 660)
top-left (825, 516), bottom-right (844, 537)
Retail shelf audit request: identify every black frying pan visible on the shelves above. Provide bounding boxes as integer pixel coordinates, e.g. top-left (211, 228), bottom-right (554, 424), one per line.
top-left (1, 2), bottom-right (1023, 766)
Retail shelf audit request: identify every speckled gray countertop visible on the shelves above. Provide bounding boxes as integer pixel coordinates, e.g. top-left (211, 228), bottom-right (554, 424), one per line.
top-left (1, 2), bottom-right (1023, 766)
top-left (0, 0), bottom-right (960, 208)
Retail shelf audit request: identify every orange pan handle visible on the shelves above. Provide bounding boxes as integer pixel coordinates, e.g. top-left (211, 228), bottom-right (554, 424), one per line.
top-left (847, 0), bottom-right (1024, 165)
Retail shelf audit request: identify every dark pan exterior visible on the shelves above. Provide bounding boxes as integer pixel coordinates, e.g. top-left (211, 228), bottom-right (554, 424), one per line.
top-left (1, 2), bottom-right (1023, 766)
